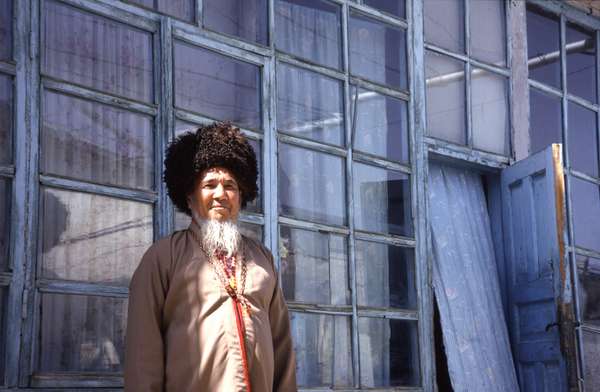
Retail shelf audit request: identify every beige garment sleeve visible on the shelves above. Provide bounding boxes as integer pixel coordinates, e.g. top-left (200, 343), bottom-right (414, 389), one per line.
top-left (124, 242), bottom-right (170, 392)
top-left (265, 252), bottom-right (298, 392)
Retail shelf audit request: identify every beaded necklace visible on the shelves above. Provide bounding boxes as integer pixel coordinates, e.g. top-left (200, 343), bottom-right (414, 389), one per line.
top-left (190, 230), bottom-right (251, 316)
top-left (190, 229), bottom-right (254, 392)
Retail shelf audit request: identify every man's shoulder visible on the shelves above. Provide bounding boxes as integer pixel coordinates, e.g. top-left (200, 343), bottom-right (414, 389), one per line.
top-left (242, 235), bottom-right (277, 271)
top-left (136, 230), bottom-right (187, 273)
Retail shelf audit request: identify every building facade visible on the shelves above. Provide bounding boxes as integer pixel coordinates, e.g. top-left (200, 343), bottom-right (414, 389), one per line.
top-left (0, 0), bottom-right (599, 390)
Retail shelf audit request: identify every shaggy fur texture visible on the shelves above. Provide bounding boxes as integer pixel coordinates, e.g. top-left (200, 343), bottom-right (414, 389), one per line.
top-left (164, 122), bottom-right (258, 216)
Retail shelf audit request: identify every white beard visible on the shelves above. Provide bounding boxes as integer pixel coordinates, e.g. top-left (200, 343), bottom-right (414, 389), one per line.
top-left (194, 214), bottom-right (241, 257)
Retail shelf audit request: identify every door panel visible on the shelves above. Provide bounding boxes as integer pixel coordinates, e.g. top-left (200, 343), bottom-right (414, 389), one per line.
top-left (501, 144), bottom-right (574, 391)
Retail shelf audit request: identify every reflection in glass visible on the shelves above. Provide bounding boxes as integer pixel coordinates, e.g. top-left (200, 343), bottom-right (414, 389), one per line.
top-left (39, 293), bottom-right (127, 372)
top-left (174, 212), bottom-right (263, 243)
top-left (291, 312), bottom-right (353, 387)
top-left (277, 63), bottom-right (344, 145)
top-left (204, 0), bottom-right (268, 45)
top-left (351, 87), bottom-right (408, 163)
top-left (355, 241), bottom-right (416, 309)
top-left (279, 143), bottom-right (346, 226)
top-left (349, 12), bottom-right (407, 90)
top-left (41, 188), bottom-right (153, 286)
top-left (279, 226), bottom-right (348, 305)
top-left (471, 68), bottom-right (509, 155)
top-left (353, 162), bottom-right (412, 236)
top-left (0, 179), bottom-right (9, 271)
top-left (43, 1), bottom-right (153, 102)
top-left (0, 0), bottom-right (11, 61)
top-left (571, 177), bottom-right (600, 253)
top-left (568, 102), bottom-right (598, 178)
top-left (424, 0), bottom-right (464, 53)
top-left (425, 51), bottom-right (466, 145)
top-left (275, 0), bottom-right (342, 69)
top-left (175, 119), bottom-right (197, 136)
top-left (41, 91), bottom-right (154, 190)
top-left (470, 0), bottom-right (506, 66)
top-left (529, 87), bottom-right (562, 154)
top-left (359, 317), bottom-right (420, 387)
top-left (527, 6), bottom-right (561, 89)
top-left (567, 23), bottom-right (597, 103)
top-left (174, 41), bottom-right (261, 130)
top-left (0, 74), bottom-right (12, 165)
top-left (127, 0), bottom-right (195, 22)
top-left (583, 330), bottom-right (600, 391)
top-left (364, 0), bottom-right (405, 19)
top-left (576, 254), bottom-right (600, 327)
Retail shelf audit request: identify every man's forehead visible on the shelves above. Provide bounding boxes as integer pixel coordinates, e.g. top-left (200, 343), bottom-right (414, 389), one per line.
top-left (201, 167), bottom-right (238, 182)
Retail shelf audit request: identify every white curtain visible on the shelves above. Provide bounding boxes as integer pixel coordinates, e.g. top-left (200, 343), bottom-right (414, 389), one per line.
top-left (428, 163), bottom-right (519, 392)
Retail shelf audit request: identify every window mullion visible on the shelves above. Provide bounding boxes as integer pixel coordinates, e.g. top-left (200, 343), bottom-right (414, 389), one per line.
top-left (159, 16), bottom-right (173, 238)
top-left (341, 1), bottom-right (360, 387)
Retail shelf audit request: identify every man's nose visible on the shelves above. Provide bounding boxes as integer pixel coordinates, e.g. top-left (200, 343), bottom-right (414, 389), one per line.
top-left (213, 183), bottom-right (226, 199)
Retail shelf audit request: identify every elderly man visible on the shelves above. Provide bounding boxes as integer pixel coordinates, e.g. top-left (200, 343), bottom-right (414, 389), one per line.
top-left (124, 122), bottom-right (297, 392)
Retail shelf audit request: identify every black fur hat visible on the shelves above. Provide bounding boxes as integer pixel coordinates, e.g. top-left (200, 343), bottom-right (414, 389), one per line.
top-left (164, 122), bottom-right (258, 216)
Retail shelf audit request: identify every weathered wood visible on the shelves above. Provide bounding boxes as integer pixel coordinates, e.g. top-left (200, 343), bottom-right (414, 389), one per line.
top-left (349, 2), bottom-right (408, 29)
top-left (39, 175), bottom-right (157, 204)
top-left (411, 0), bottom-right (435, 389)
top-left (42, 79), bottom-right (158, 116)
top-left (352, 151), bottom-right (411, 174)
top-left (509, 0), bottom-right (529, 161)
top-left (426, 136), bottom-right (510, 169)
top-left (278, 133), bottom-right (347, 157)
top-left (277, 53), bottom-right (346, 81)
top-left (159, 16), bottom-right (173, 238)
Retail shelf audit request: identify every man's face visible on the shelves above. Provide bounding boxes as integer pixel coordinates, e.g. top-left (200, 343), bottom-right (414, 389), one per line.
top-left (189, 167), bottom-right (241, 222)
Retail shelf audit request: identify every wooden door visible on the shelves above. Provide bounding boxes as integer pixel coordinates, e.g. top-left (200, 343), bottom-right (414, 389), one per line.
top-left (501, 144), bottom-right (577, 391)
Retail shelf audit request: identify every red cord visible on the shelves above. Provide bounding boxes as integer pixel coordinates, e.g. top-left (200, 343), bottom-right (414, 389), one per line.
top-left (232, 300), bottom-right (252, 392)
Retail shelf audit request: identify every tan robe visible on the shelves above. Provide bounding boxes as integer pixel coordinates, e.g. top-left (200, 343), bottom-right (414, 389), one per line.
top-left (124, 222), bottom-right (297, 392)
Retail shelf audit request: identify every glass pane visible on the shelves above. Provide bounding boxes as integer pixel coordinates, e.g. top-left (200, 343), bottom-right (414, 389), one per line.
top-left (0, 179), bottom-right (10, 271)
top-left (279, 226), bottom-right (349, 305)
top-left (353, 162), bottom-right (412, 236)
top-left (571, 177), bottom-right (600, 253)
top-left (349, 12), bottom-right (407, 90)
top-left (275, 0), bottom-right (342, 69)
top-left (0, 0), bottom-right (12, 61)
top-left (278, 143), bottom-right (346, 226)
top-left (364, 0), bottom-right (405, 19)
top-left (41, 91), bottom-right (154, 190)
top-left (356, 241), bottom-right (416, 309)
top-left (157, 0), bottom-right (194, 22)
top-left (471, 68), bottom-right (509, 155)
top-left (352, 87), bottom-right (409, 163)
top-left (424, 0), bottom-right (464, 53)
top-left (204, 0), bottom-right (268, 45)
top-left (576, 254), bottom-right (600, 327)
top-left (583, 330), bottom-right (600, 391)
top-left (567, 23), bottom-right (597, 103)
top-left (529, 87), bottom-right (562, 154)
top-left (175, 119), bottom-right (197, 136)
top-left (470, 0), bottom-right (506, 66)
top-left (359, 317), bottom-right (420, 387)
top-left (0, 74), bottom-right (12, 165)
top-left (43, 1), bottom-right (153, 102)
top-left (425, 51), bottom-right (466, 145)
top-left (41, 188), bottom-right (153, 285)
top-left (568, 102), bottom-right (598, 178)
top-left (277, 63), bottom-right (344, 146)
top-left (291, 312), bottom-right (353, 387)
top-left (174, 211), bottom-right (263, 242)
top-left (39, 293), bottom-right (127, 372)
top-left (527, 6), bottom-right (561, 89)
top-left (174, 41), bottom-right (261, 130)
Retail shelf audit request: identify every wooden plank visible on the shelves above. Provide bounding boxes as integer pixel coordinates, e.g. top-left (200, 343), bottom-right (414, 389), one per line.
top-left (509, 0), bottom-right (530, 161)
top-left (410, 0), bottom-right (435, 389)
